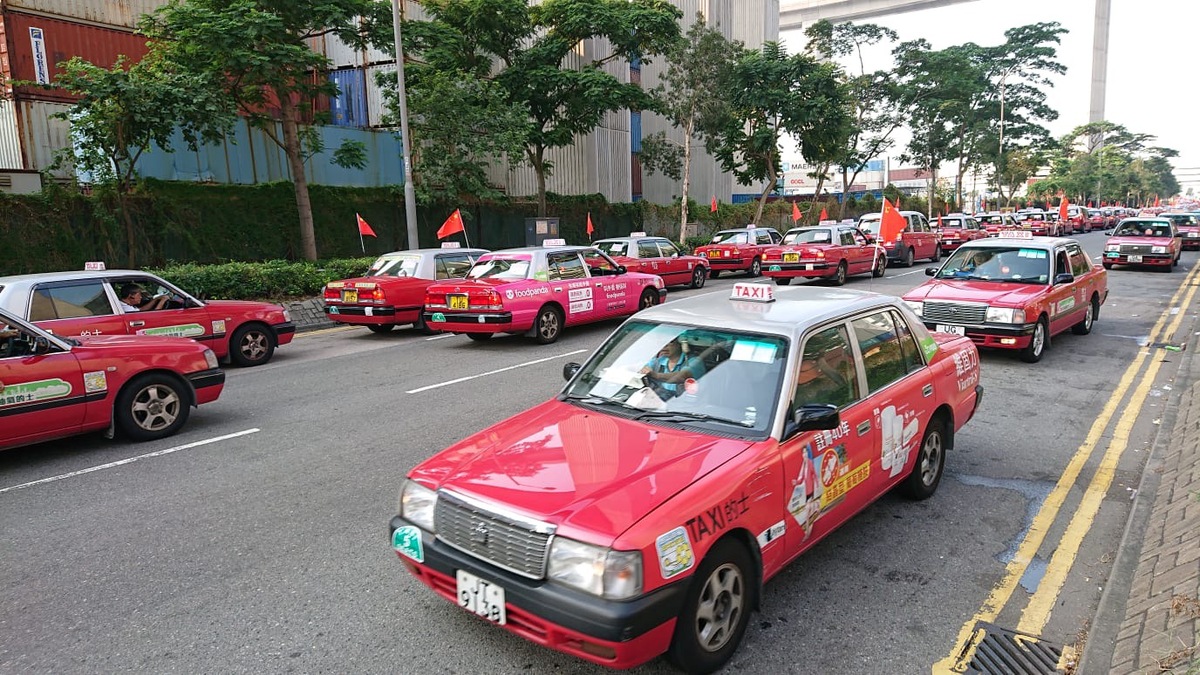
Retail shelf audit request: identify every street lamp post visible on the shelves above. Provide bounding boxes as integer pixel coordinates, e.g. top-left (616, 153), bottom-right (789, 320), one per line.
top-left (391, 0), bottom-right (419, 250)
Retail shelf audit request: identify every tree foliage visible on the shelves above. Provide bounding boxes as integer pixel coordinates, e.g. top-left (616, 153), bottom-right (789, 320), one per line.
top-left (1029, 121), bottom-right (1179, 205)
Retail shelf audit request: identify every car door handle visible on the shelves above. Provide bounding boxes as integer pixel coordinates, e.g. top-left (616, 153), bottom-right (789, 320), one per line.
top-left (857, 420), bottom-right (871, 436)
top-left (129, 321), bottom-right (145, 327)
top-left (923, 384), bottom-right (934, 397)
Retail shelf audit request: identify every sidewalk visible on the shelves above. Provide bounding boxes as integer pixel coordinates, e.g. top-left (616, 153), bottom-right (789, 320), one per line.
top-left (1082, 345), bottom-right (1200, 673)
top-left (281, 297), bottom-right (335, 333)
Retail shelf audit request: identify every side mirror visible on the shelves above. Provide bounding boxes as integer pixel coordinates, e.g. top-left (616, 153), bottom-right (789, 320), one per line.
top-left (786, 404), bottom-right (841, 438)
top-left (1054, 272), bottom-right (1075, 285)
top-left (925, 267), bottom-right (938, 276)
top-left (562, 362), bottom-right (581, 381)
top-left (1175, 231), bottom-right (1184, 238)
top-left (616, 265), bottom-right (627, 275)
top-left (1103, 231), bottom-right (1114, 236)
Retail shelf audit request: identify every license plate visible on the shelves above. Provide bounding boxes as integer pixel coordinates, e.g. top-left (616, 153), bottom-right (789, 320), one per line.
top-left (1128, 255), bottom-right (1143, 263)
top-left (783, 253), bottom-right (800, 263)
top-left (1106, 252), bottom-right (1119, 258)
top-left (456, 570), bottom-right (506, 624)
top-left (342, 290), bottom-right (358, 303)
top-left (936, 324), bottom-right (966, 336)
top-left (707, 250), bottom-right (720, 258)
top-left (448, 294), bottom-right (469, 310)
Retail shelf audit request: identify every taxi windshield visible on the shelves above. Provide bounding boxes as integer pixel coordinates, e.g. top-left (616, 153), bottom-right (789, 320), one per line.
top-left (1114, 222), bottom-right (1172, 238)
top-left (783, 229), bottom-right (834, 244)
top-left (468, 257), bottom-right (531, 280)
top-left (1163, 215), bottom-right (1199, 226)
top-left (978, 215), bottom-right (1006, 224)
top-left (595, 241), bottom-right (629, 256)
top-left (710, 231), bottom-right (750, 245)
top-left (858, 218), bottom-right (881, 235)
top-left (368, 256), bottom-right (421, 277)
top-left (562, 321), bottom-right (788, 439)
top-left (936, 246), bottom-right (1050, 284)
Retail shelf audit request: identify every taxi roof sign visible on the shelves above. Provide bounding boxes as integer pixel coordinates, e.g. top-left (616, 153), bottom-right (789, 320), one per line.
top-left (730, 282), bottom-right (775, 303)
top-left (440, 242), bottom-right (461, 248)
top-left (542, 238), bottom-right (567, 247)
top-left (997, 230), bottom-right (1034, 239)
top-left (84, 261), bottom-right (106, 271)
top-left (629, 231), bottom-right (647, 237)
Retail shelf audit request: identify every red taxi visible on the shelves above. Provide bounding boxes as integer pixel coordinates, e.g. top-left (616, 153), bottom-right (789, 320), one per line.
top-left (1102, 218), bottom-right (1181, 271)
top-left (935, 214), bottom-right (987, 254)
top-left (692, 227), bottom-right (782, 278)
top-left (423, 242), bottom-right (667, 345)
top-left (761, 224), bottom-right (885, 285)
top-left (1158, 213), bottom-right (1200, 250)
top-left (903, 232), bottom-right (1108, 363)
top-left (977, 212), bottom-right (1019, 237)
top-left (390, 283), bottom-right (981, 671)
top-left (1015, 210), bottom-right (1061, 237)
top-left (323, 246), bottom-right (488, 333)
top-left (594, 234), bottom-right (709, 289)
top-left (1087, 209), bottom-right (1107, 232)
top-left (1064, 205), bottom-right (1089, 234)
top-left (0, 308), bottom-right (224, 451)
top-left (857, 210), bottom-right (940, 266)
top-left (0, 269), bottom-right (294, 367)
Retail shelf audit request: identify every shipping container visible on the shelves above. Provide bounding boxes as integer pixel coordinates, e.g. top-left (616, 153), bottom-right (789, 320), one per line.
top-left (13, 99), bottom-right (73, 175)
top-left (631, 152), bottom-right (643, 198)
top-left (329, 68), bottom-right (367, 128)
top-left (630, 110), bottom-right (642, 153)
top-left (0, 98), bottom-right (23, 169)
top-left (365, 63), bottom-right (395, 127)
top-left (2, 0), bottom-right (169, 29)
top-left (2, 10), bottom-right (150, 102)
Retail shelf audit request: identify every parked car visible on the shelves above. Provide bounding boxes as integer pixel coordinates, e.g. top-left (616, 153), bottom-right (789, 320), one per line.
top-left (390, 283), bottom-right (982, 672)
top-left (1157, 213), bottom-right (1200, 250)
top-left (1015, 210), bottom-right (1062, 237)
top-left (976, 212), bottom-right (1020, 237)
top-left (323, 246), bottom-right (489, 333)
top-left (423, 242), bottom-right (666, 344)
top-left (692, 227), bottom-right (783, 278)
top-left (761, 224), bottom-right (885, 285)
top-left (935, 214), bottom-right (988, 254)
top-left (1086, 209), bottom-right (1107, 232)
top-left (0, 269), bottom-right (294, 367)
top-left (1102, 219), bottom-right (1181, 271)
top-left (594, 234), bottom-right (709, 289)
top-left (0, 308), bottom-right (224, 450)
top-left (857, 210), bottom-right (940, 266)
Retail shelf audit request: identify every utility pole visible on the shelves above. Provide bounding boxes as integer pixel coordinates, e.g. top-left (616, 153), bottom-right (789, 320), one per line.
top-left (391, 0), bottom-right (420, 250)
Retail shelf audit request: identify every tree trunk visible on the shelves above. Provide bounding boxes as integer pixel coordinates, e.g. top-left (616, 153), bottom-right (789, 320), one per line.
top-left (281, 97), bottom-right (318, 261)
top-left (927, 165), bottom-right (936, 220)
top-left (753, 153), bottom-right (776, 226)
top-left (534, 146), bottom-right (548, 218)
top-left (680, 118), bottom-right (693, 244)
top-left (118, 191), bottom-right (137, 268)
top-left (839, 167), bottom-right (850, 219)
top-left (812, 169), bottom-right (827, 222)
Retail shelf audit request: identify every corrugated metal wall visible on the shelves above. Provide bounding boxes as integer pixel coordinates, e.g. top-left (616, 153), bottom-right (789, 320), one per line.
top-left (0, 99), bottom-right (23, 168)
top-left (364, 63), bottom-right (395, 127)
top-left (3, 0), bottom-right (169, 29)
top-left (13, 99), bottom-right (72, 173)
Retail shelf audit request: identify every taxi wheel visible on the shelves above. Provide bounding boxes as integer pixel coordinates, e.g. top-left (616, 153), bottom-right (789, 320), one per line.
top-left (710, 270), bottom-right (721, 279)
top-left (775, 277), bottom-right (792, 286)
top-left (230, 324), bottom-right (275, 367)
top-left (1020, 317), bottom-right (1048, 363)
top-left (367, 324), bottom-right (394, 334)
top-left (1102, 262), bottom-right (1113, 270)
top-left (667, 539), bottom-right (754, 675)
top-left (832, 261), bottom-right (848, 286)
top-left (1072, 296), bottom-right (1098, 335)
top-left (638, 289), bottom-right (659, 311)
top-left (691, 267), bottom-right (707, 289)
top-left (533, 306), bottom-right (563, 345)
top-left (930, 246), bottom-right (941, 263)
top-left (466, 333), bottom-right (492, 342)
top-left (900, 414), bottom-right (947, 500)
top-left (872, 254), bottom-right (887, 278)
top-left (748, 258), bottom-right (762, 277)
top-left (901, 247), bottom-right (914, 267)
top-left (414, 314), bottom-right (439, 335)
top-left (115, 373), bottom-right (191, 442)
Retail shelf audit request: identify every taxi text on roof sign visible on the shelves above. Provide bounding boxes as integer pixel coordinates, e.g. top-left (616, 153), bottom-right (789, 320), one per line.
top-left (997, 230), bottom-right (1034, 239)
top-left (542, 238), bottom-right (567, 247)
top-left (84, 261), bottom-right (106, 271)
top-left (730, 283), bottom-right (775, 302)
top-left (630, 231), bottom-right (647, 237)
top-left (441, 242), bottom-right (461, 248)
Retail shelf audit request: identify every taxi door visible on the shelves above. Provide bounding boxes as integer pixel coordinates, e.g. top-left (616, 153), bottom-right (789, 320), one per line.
top-left (0, 326), bottom-right (86, 449)
top-left (114, 276), bottom-right (215, 343)
top-left (28, 280), bottom-right (129, 339)
top-left (1047, 247), bottom-right (1084, 335)
top-left (781, 323), bottom-right (878, 554)
top-left (636, 239), bottom-right (667, 280)
top-left (652, 239), bottom-right (690, 286)
top-left (843, 229), bottom-right (873, 274)
top-left (580, 249), bottom-right (636, 320)
top-left (549, 250), bottom-right (602, 325)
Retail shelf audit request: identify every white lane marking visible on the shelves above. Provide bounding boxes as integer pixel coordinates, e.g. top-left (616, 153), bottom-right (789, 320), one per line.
top-left (407, 350), bottom-right (588, 394)
top-left (890, 269), bottom-right (928, 278)
top-left (0, 429), bottom-right (261, 495)
top-left (425, 334), bottom-right (456, 341)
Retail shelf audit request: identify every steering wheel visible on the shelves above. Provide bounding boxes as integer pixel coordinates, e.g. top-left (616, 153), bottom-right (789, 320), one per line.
top-left (641, 373), bottom-right (678, 400)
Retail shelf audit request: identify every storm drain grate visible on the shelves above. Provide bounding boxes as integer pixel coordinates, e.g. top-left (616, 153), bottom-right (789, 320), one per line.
top-left (963, 622), bottom-right (1065, 674)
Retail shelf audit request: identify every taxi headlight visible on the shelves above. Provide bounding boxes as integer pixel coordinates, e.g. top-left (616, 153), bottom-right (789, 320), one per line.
top-left (903, 300), bottom-right (923, 316)
top-left (1105, 244), bottom-right (1119, 252)
top-left (202, 348), bottom-right (219, 370)
top-left (399, 480), bottom-right (438, 532)
top-left (986, 307), bottom-right (1025, 324)
top-left (1152, 246), bottom-right (1167, 254)
top-left (547, 537), bottom-right (642, 600)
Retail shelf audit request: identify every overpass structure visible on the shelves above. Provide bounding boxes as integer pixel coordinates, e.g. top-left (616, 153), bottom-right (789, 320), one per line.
top-left (779, 0), bottom-right (1112, 124)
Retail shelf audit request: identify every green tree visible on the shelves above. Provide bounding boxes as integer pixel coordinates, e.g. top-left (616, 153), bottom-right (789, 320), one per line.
top-left (705, 42), bottom-right (851, 225)
top-left (1034, 121), bottom-right (1179, 206)
top-left (401, 0), bottom-right (682, 217)
top-left (639, 13), bottom-right (737, 242)
top-left (141, 0), bottom-right (384, 261)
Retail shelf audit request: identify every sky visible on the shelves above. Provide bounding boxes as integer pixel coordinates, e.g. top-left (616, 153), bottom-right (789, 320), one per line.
top-left (778, 0), bottom-right (1200, 192)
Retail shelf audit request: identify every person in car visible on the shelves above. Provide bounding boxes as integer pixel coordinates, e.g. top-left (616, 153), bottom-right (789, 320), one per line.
top-left (640, 337), bottom-right (707, 395)
top-left (119, 283), bottom-right (169, 312)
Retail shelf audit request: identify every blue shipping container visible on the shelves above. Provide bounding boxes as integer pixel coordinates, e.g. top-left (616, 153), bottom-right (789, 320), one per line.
top-left (329, 69), bottom-right (368, 128)
top-left (631, 111), bottom-right (642, 153)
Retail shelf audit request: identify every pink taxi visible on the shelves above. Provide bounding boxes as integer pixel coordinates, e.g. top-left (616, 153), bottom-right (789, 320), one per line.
top-left (423, 242), bottom-right (667, 344)
top-left (1158, 213), bottom-right (1200, 250)
top-left (1103, 218), bottom-right (1182, 271)
top-left (391, 283), bottom-right (982, 671)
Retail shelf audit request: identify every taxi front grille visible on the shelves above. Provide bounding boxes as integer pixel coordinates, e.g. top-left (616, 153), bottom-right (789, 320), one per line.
top-left (1120, 244), bottom-right (1153, 254)
top-left (924, 302), bottom-right (987, 325)
top-left (434, 491), bottom-right (553, 579)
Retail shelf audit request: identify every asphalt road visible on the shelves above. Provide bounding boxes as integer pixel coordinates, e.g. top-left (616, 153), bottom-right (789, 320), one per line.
top-left (2, 231), bottom-right (1196, 674)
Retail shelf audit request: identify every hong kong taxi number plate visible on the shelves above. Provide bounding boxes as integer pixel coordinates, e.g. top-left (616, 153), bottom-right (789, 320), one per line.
top-left (342, 290), bottom-right (358, 303)
top-left (936, 324), bottom-right (966, 336)
top-left (456, 570), bottom-right (506, 624)
top-left (707, 250), bottom-right (720, 258)
top-left (1127, 255), bottom-right (1143, 263)
top-left (448, 294), bottom-right (469, 310)
top-left (783, 253), bottom-right (800, 263)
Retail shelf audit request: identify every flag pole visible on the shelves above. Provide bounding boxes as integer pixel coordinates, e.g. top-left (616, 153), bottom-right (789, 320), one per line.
top-left (360, 229), bottom-right (366, 254)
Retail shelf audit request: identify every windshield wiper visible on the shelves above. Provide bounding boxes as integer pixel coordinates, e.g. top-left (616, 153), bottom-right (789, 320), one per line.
top-left (634, 410), bottom-right (753, 427)
top-left (562, 393), bottom-right (642, 413)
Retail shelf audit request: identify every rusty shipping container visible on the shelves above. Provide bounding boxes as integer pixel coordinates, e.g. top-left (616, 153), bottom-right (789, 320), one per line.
top-left (1, 0), bottom-right (169, 29)
top-left (1, 10), bottom-right (150, 102)
top-left (0, 97), bottom-right (72, 172)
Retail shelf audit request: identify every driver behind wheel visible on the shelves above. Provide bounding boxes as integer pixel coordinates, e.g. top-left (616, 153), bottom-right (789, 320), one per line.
top-left (639, 337), bottom-right (706, 396)
top-left (118, 283), bottom-right (169, 312)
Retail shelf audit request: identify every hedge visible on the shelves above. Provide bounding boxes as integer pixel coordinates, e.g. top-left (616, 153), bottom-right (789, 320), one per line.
top-left (147, 257), bottom-right (376, 301)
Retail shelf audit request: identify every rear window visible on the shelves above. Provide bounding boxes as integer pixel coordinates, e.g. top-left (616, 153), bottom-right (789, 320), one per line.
top-left (30, 282), bottom-right (115, 321)
top-left (711, 231), bottom-right (750, 245)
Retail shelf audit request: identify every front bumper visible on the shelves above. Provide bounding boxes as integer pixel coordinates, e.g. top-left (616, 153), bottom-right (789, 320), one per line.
top-left (1104, 253), bottom-right (1173, 266)
top-left (186, 368), bottom-right (226, 404)
top-left (921, 321), bottom-right (1037, 351)
top-left (389, 516), bottom-right (683, 669)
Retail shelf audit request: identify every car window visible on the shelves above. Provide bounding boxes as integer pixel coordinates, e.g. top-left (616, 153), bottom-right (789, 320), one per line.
top-left (1067, 245), bottom-right (1090, 276)
top-left (794, 324), bottom-right (860, 409)
top-left (1055, 250), bottom-right (1071, 277)
top-left (30, 282), bottom-right (116, 320)
top-left (638, 241), bottom-right (660, 258)
top-left (784, 229), bottom-right (833, 245)
top-left (579, 249), bottom-right (623, 276)
top-left (656, 240), bottom-right (681, 258)
top-left (547, 252), bottom-right (587, 281)
top-left (436, 254), bottom-right (473, 280)
top-left (711, 231), bottom-right (749, 245)
top-left (0, 322), bottom-right (40, 359)
top-left (756, 230), bottom-right (774, 245)
top-left (936, 246), bottom-right (1050, 283)
top-left (891, 311), bottom-right (925, 373)
top-left (468, 257), bottom-right (531, 280)
top-left (853, 230), bottom-right (868, 245)
top-left (852, 312), bottom-right (912, 393)
top-left (840, 231), bottom-right (856, 246)
top-left (595, 240), bottom-right (629, 257)
top-left (370, 255), bottom-right (421, 277)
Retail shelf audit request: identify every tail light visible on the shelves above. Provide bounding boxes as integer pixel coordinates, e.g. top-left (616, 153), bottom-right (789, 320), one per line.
top-left (323, 285), bottom-right (340, 300)
top-left (474, 290), bottom-right (503, 310)
top-left (425, 291), bottom-right (447, 308)
top-left (369, 287), bottom-right (385, 302)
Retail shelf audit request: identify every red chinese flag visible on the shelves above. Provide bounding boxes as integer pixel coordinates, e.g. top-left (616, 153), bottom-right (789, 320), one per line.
top-left (1155, 195), bottom-right (1161, 207)
top-left (437, 209), bottom-right (465, 239)
top-left (819, 207), bottom-right (829, 221)
top-left (880, 198), bottom-right (906, 243)
top-left (711, 195), bottom-right (718, 213)
top-left (1058, 197), bottom-right (1069, 222)
top-left (792, 202), bottom-right (802, 222)
top-left (356, 213), bottom-right (377, 238)
top-left (894, 194), bottom-right (901, 209)
top-left (586, 212), bottom-right (595, 237)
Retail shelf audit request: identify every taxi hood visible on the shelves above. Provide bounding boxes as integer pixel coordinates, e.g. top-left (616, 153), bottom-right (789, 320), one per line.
top-left (907, 279), bottom-right (1047, 306)
top-left (409, 399), bottom-right (753, 542)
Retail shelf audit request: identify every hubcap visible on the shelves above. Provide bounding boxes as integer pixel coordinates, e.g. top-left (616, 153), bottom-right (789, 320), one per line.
top-left (539, 312), bottom-right (559, 339)
top-left (241, 331), bottom-right (268, 360)
top-left (837, 265), bottom-right (846, 283)
top-left (1032, 323), bottom-right (1045, 356)
top-left (132, 384), bottom-right (180, 432)
top-left (694, 269), bottom-right (705, 287)
top-left (694, 563), bottom-right (744, 653)
top-left (1085, 304), bottom-right (1093, 329)
top-left (641, 293), bottom-right (655, 309)
top-left (920, 430), bottom-right (943, 486)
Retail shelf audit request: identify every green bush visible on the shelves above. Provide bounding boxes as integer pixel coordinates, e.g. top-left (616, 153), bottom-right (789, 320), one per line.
top-left (148, 257), bottom-right (376, 300)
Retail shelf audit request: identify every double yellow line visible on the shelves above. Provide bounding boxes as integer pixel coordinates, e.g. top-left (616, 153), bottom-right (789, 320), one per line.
top-left (935, 261), bottom-right (1200, 673)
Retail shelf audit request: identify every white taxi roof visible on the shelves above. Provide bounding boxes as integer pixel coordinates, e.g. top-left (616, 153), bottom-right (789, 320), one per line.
top-left (953, 235), bottom-right (1077, 250)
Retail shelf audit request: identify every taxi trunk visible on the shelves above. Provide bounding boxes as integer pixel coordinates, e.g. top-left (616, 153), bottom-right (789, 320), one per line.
top-left (324, 277), bottom-right (424, 326)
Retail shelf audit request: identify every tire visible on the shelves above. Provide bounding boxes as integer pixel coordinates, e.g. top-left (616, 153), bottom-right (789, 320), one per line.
top-left (533, 305), bottom-right (563, 344)
top-left (638, 288), bottom-right (659, 311)
top-left (367, 324), bottom-right (394, 334)
top-left (1071, 296), bottom-right (1098, 335)
top-left (775, 277), bottom-right (792, 286)
top-left (690, 267), bottom-right (708, 289)
top-left (748, 258), bottom-right (761, 277)
top-left (901, 247), bottom-right (914, 268)
top-left (229, 323), bottom-right (275, 367)
top-left (114, 373), bottom-right (191, 442)
top-left (899, 414), bottom-right (947, 500)
top-left (466, 332), bottom-right (492, 342)
top-left (1102, 262), bottom-right (1113, 270)
top-left (709, 270), bottom-right (720, 279)
top-left (415, 313), bottom-right (439, 335)
top-left (667, 539), bottom-right (754, 675)
top-left (872, 252), bottom-right (887, 278)
top-left (832, 261), bottom-right (848, 286)
top-left (930, 245), bottom-right (941, 263)
top-left (1020, 316), bottom-right (1048, 363)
